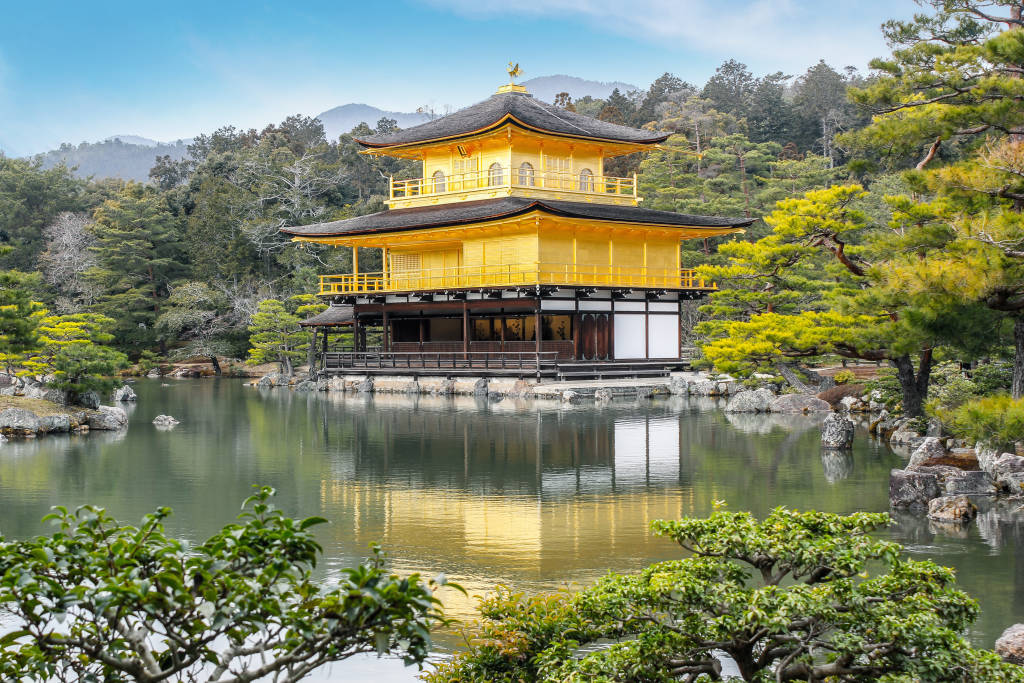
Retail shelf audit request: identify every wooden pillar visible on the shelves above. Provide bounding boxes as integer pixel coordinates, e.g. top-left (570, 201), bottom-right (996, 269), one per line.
top-left (462, 301), bottom-right (469, 358)
top-left (419, 317), bottom-right (425, 351)
top-left (644, 298), bottom-right (650, 360)
top-left (382, 310), bottom-right (390, 353)
top-left (535, 304), bottom-right (542, 356)
top-left (320, 327), bottom-right (328, 370)
top-left (353, 316), bottom-right (361, 352)
top-left (499, 311), bottom-right (506, 352)
top-left (353, 247), bottom-right (359, 277)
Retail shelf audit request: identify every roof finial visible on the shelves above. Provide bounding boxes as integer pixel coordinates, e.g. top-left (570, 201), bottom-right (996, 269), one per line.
top-left (507, 62), bottom-right (522, 84)
top-left (498, 63), bottom-right (528, 94)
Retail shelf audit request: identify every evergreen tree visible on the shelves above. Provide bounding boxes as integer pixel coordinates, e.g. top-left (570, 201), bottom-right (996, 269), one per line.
top-left (22, 313), bottom-right (128, 402)
top-left (85, 184), bottom-right (186, 350)
top-left (246, 298), bottom-right (307, 376)
top-left (0, 267), bottom-right (45, 374)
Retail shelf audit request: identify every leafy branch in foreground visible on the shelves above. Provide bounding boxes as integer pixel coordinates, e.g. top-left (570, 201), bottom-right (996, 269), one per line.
top-left (0, 486), bottom-right (451, 682)
top-left (428, 506), bottom-right (1023, 682)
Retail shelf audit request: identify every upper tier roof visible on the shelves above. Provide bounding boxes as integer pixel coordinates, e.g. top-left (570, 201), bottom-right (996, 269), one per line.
top-left (281, 197), bottom-right (753, 238)
top-left (355, 91), bottom-right (671, 148)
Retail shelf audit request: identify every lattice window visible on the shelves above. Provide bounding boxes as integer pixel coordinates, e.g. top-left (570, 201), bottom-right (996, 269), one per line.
top-left (389, 252), bottom-right (421, 273)
top-left (517, 161), bottom-right (535, 186)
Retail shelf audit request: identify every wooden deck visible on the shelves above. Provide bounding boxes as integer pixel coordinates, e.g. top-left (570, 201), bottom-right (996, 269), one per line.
top-left (321, 351), bottom-right (689, 379)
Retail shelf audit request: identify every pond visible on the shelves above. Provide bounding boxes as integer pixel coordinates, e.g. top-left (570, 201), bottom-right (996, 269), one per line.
top-left (0, 378), bottom-right (1021, 680)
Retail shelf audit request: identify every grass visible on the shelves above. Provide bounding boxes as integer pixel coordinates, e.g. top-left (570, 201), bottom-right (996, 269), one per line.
top-left (0, 395), bottom-right (79, 416)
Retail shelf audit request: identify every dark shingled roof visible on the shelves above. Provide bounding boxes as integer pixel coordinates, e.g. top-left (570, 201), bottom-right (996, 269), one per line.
top-left (281, 197), bottom-right (753, 238)
top-left (299, 305), bottom-right (354, 327)
top-left (355, 91), bottom-right (670, 148)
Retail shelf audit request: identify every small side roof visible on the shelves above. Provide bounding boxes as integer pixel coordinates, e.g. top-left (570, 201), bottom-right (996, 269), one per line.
top-left (299, 304), bottom-right (355, 327)
top-left (355, 91), bottom-right (670, 148)
top-left (281, 197), bottom-right (753, 239)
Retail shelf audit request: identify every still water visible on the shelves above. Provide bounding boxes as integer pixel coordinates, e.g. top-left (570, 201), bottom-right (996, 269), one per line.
top-left (0, 378), bottom-right (1021, 679)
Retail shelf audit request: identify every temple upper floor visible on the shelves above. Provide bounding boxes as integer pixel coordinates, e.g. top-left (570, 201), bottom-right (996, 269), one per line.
top-left (355, 86), bottom-right (670, 210)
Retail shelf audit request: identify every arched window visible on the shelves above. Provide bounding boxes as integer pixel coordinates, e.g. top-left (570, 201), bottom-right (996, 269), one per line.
top-left (578, 168), bottom-right (594, 192)
top-left (488, 162), bottom-right (504, 186)
top-left (432, 169), bottom-right (446, 193)
top-left (517, 161), bottom-right (535, 186)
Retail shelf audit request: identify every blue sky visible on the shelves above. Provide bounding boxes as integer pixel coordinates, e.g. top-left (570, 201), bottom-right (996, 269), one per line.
top-left (0, 0), bottom-right (917, 156)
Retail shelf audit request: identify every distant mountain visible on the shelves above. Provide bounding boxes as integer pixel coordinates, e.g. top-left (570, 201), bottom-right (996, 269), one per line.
top-left (520, 75), bottom-right (641, 103)
top-left (37, 138), bottom-right (190, 182)
top-left (315, 104), bottom-right (430, 141)
top-left (104, 134), bottom-right (163, 147)
top-left (28, 75), bottom-right (641, 181)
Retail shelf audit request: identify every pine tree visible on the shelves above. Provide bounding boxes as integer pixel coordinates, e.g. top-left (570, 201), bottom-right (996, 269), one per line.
top-left (85, 184), bottom-right (185, 350)
top-left (246, 299), bottom-right (307, 376)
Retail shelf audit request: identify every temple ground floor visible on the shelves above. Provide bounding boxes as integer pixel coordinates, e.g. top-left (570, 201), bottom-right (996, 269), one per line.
top-left (307, 286), bottom-right (703, 380)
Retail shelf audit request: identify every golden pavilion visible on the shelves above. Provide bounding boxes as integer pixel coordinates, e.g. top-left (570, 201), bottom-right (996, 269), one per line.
top-left (283, 75), bottom-right (752, 378)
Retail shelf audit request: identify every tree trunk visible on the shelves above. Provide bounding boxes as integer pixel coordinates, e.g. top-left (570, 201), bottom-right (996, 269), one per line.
top-left (891, 350), bottom-right (933, 418)
top-left (208, 354), bottom-right (221, 376)
top-left (1013, 317), bottom-right (1024, 399)
top-left (283, 357), bottom-right (293, 377)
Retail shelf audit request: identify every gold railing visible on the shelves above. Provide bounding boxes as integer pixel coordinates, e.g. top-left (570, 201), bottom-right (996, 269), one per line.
top-left (319, 263), bottom-right (715, 295)
top-left (390, 169), bottom-right (636, 200)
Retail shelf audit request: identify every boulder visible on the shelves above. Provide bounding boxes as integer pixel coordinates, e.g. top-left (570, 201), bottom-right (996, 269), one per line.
top-left (927, 495), bottom-right (977, 522)
top-left (315, 379), bottom-right (328, 392)
top-left (768, 394), bottom-right (832, 414)
top-left (998, 472), bottom-right (1024, 495)
top-left (996, 624), bottom-right (1024, 665)
top-left (356, 378), bottom-right (374, 394)
top-left (908, 438), bottom-right (948, 468)
top-left (889, 420), bottom-right (923, 446)
top-left (433, 378), bottom-right (456, 396)
top-left (838, 395), bottom-right (858, 412)
top-left (821, 413), bottom-right (855, 449)
top-left (868, 389), bottom-right (885, 412)
top-left (944, 470), bottom-right (996, 495)
top-left (635, 388), bottom-right (654, 399)
top-left (0, 408), bottom-right (40, 433)
top-left (594, 388), bottom-right (613, 402)
top-left (326, 376), bottom-right (346, 392)
top-left (889, 468), bottom-right (941, 509)
top-left (112, 385), bottom-right (137, 402)
top-left (926, 417), bottom-right (944, 437)
top-left (292, 380), bottom-right (316, 392)
top-left (725, 388), bottom-right (775, 413)
top-left (668, 375), bottom-right (689, 395)
top-left (472, 378), bottom-right (488, 397)
top-left (152, 414), bottom-right (180, 428)
top-left (691, 380), bottom-right (720, 396)
top-left (77, 391), bottom-right (101, 410)
top-left (980, 452), bottom-right (1024, 491)
top-left (561, 390), bottom-right (581, 403)
top-left (87, 405), bottom-right (128, 431)
top-left (38, 414), bottom-right (71, 433)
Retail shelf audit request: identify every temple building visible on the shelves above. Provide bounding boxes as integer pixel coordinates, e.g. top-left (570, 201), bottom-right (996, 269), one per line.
top-left (282, 74), bottom-right (753, 379)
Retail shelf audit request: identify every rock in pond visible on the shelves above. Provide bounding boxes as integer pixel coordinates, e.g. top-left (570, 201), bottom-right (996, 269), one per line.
top-left (944, 470), bottom-right (996, 495)
top-left (927, 495), bottom-right (977, 522)
top-left (768, 394), bottom-right (832, 414)
top-left (152, 414), bottom-right (180, 428)
top-left (87, 405), bottom-right (128, 431)
top-left (821, 413), bottom-right (855, 449)
top-left (725, 388), bottom-right (775, 413)
top-left (594, 388), bottom-right (613, 402)
top-left (78, 391), bottom-right (101, 410)
top-left (292, 380), bottom-right (316, 392)
top-left (0, 408), bottom-right (40, 434)
top-left (889, 468), bottom-right (940, 509)
top-left (908, 437), bottom-right (951, 468)
top-left (112, 384), bottom-right (137, 402)
top-left (996, 624), bottom-right (1024, 665)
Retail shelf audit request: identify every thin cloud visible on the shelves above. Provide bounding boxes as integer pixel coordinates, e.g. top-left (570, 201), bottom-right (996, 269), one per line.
top-left (422, 0), bottom-right (895, 73)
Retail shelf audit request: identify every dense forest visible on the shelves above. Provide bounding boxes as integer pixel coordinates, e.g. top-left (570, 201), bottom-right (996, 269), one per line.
top-left (1, 0), bottom-right (1022, 427)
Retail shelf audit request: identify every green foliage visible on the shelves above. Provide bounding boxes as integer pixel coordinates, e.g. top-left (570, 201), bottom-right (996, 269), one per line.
top-left (945, 394), bottom-right (1024, 450)
top-left (0, 487), bottom-right (447, 681)
top-left (246, 298), bottom-right (308, 375)
top-left (22, 313), bottom-right (128, 398)
top-left (833, 369), bottom-right (856, 384)
top-left (85, 183), bottom-right (185, 349)
top-left (430, 506), bottom-right (1020, 682)
top-left (0, 268), bottom-right (46, 372)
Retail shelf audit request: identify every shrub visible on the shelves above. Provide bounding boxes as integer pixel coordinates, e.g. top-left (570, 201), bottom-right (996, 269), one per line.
top-left (833, 368), bottom-right (856, 384)
top-left (0, 487), bottom-right (450, 680)
top-left (946, 394), bottom-right (1024, 450)
top-left (429, 506), bottom-right (1022, 682)
top-left (817, 382), bottom-right (865, 407)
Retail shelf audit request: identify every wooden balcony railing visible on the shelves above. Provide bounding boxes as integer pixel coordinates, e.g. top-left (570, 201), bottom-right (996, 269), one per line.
top-left (319, 263), bottom-right (715, 295)
top-left (390, 169), bottom-right (636, 201)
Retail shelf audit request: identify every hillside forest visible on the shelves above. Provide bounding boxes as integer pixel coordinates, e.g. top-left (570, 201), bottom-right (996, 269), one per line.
top-left (1, 0), bottom-right (1023, 424)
